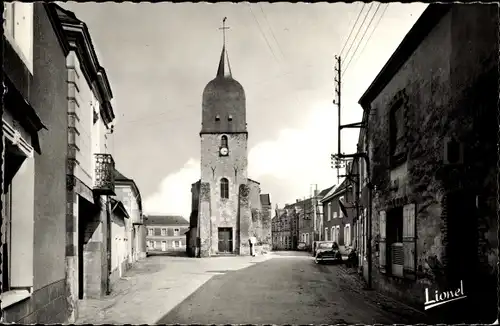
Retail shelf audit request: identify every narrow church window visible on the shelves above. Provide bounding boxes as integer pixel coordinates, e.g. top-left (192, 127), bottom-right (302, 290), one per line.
top-left (220, 178), bottom-right (229, 199)
top-left (215, 114), bottom-right (220, 121)
top-left (221, 135), bottom-right (228, 148)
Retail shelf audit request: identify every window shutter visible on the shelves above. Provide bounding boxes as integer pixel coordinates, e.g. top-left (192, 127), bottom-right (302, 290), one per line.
top-left (379, 210), bottom-right (386, 272)
top-left (403, 203), bottom-right (416, 280)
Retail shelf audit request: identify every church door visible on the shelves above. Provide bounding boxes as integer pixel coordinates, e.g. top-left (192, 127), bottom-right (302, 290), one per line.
top-left (218, 228), bottom-right (233, 253)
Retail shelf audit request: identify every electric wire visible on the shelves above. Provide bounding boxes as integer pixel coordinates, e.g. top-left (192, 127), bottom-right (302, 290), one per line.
top-left (248, 4), bottom-right (280, 64)
top-left (339, 3), bottom-right (366, 58)
top-left (343, 3), bottom-right (382, 78)
top-left (258, 3), bottom-right (286, 61)
top-left (342, 3), bottom-right (373, 63)
top-left (343, 3), bottom-right (389, 79)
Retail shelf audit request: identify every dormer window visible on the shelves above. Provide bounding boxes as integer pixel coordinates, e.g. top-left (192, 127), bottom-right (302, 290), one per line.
top-left (228, 114), bottom-right (233, 121)
top-left (215, 114), bottom-right (220, 121)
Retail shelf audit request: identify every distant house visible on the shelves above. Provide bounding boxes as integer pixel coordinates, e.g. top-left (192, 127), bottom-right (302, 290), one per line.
top-left (145, 215), bottom-right (189, 252)
top-left (320, 179), bottom-right (356, 253)
top-left (114, 169), bottom-right (146, 262)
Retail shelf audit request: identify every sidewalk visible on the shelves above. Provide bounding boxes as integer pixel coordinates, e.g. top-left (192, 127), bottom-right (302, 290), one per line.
top-left (73, 253), bottom-right (273, 325)
top-left (336, 263), bottom-right (431, 324)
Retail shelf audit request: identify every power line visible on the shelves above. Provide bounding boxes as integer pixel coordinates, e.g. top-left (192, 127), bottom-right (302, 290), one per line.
top-left (339, 3), bottom-right (366, 58)
top-left (342, 3), bottom-right (374, 65)
top-left (344, 4), bottom-right (389, 78)
top-left (248, 4), bottom-right (280, 64)
top-left (258, 3), bottom-right (286, 61)
top-left (343, 3), bottom-right (387, 78)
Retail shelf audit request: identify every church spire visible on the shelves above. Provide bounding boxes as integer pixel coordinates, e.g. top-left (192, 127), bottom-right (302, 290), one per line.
top-left (217, 17), bottom-right (232, 78)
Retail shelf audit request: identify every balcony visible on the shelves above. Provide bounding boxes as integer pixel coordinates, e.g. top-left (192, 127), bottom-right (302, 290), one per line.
top-left (93, 153), bottom-right (115, 196)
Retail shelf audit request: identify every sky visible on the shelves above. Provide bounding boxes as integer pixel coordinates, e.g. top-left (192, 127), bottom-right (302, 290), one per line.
top-left (60, 1), bottom-right (428, 217)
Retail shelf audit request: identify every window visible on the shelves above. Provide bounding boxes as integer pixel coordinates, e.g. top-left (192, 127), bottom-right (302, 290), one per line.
top-left (2, 132), bottom-right (36, 296)
top-left (380, 204), bottom-right (415, 279)
top-left (339, 196), bottom-right (344, 218)
top-left (389, 99), bottom-right (406, 163)
top-left (215, 114), bottom-right (220, 121)
top-left (305, 233), bottom-right (309, 244)
top-left (333, 212), bottom-right (337, 219)
top-left (3, 2), bottom-right (34, 73)
top-left (331, 227), bottom-right (335, 243)
top-left (161, 241), bottom-right (167, 251)
top-left (344, 224), bottom-right (351, 246)
top-left (221, 135), bottom-right (228, 148)
top-left (174, 228), bottom-right (180, 236)
top-left (161, 228), bottom-right (167, 236)
top-left (324, 228), bottom-right (328, 241)
top-left (173, 240), bottom-right (179, 248)
top-left (148, 228), bottom-right (153, 236)
top-left (220, 178), bottom-right (229, 199)
top-left (327, 203), bottom-right (332, 221)
top-left (228, 114), bottom-right (233, 121)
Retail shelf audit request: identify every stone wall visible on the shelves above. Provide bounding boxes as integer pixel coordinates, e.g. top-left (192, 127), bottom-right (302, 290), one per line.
top-left (365, 5), bottom-right (498, 320)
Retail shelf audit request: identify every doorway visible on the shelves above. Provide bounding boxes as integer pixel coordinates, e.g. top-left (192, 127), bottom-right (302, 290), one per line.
top-left (218, 228), bottom-right (233, 253)
top-left (446, 191), bottom-right (477, 287)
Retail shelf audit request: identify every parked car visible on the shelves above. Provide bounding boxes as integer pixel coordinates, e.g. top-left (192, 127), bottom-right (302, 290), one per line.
top-left (297, 242), bottom-right (306, 250)
top-left (314, 241), bottom-right (342, 264)
top-left (312, 241), bottom-right (332, 257)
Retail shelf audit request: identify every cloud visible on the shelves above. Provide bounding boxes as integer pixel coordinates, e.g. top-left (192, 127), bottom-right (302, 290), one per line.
top-left (143, 158), bottom-right (200, 217)
top-left (143, 102), bottom-right (361, 215)
top-left (248, 102), bottom-right (354, 207)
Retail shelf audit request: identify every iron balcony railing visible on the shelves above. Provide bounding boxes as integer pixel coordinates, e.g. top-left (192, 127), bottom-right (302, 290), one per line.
top-left (94, 153), bottom-right (115, 195)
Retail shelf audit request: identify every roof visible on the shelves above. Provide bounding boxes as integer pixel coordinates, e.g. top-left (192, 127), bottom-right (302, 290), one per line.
top-left (318, 186), bottom-right (334, 198)
top-left (247, 178), bottom-right (260, 185)
top-left (320, 179), bottom-right (349, 203)
top-left (217, 45), bottom-right (232, 78)
top-left (114, 169), bottom-right (143, 211)
top-left (358, 4), bottom-right (451, 108)
top-left (260, 194), bottom-right (271, 206)
top-left (144, 215), bottom-right (189, 226)
top-left (110, 198), bottom-right (129, 219)
top-left (114, 169), bottom-right (130, 181)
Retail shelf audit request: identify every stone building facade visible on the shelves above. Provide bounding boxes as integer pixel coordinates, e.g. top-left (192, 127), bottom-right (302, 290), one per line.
top-left (272, 207), bottom-right (292, 250)
top-left (186, 42), bottom-right (271, 257)
top-left (358, 4), bottom-right (498, 323)
top-left (145, 215), bottom-right (189, 252)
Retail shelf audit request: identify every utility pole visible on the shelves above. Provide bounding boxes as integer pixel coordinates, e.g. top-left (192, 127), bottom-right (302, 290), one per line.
top-left (332, 53), bottom-right (373, 290)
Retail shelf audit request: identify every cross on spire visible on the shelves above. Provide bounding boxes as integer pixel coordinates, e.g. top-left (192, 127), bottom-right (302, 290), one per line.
top-left (219, 17), bottom-right (230, 47)
top-left (216, 17), bottom-right (232, 78)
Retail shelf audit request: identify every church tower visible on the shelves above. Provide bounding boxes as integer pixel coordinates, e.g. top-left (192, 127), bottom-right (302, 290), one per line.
top-left (199, 18), bottom-right (248, 254)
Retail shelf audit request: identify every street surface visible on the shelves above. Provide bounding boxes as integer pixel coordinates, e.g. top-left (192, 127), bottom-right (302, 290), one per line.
top-left (75, 251), bottom-right (429, 325)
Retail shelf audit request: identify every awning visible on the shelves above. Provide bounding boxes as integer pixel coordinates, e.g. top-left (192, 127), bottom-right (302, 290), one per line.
top-left (3, 76), bottom-right (47, 154)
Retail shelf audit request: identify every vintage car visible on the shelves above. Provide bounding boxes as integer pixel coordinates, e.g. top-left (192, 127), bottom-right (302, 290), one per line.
top-left (312, 241), bottom-right (333, 257)
top-left (314, 241), bottom-right (342, 264)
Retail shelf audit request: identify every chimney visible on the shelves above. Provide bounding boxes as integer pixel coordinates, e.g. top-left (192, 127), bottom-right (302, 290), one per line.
top-left (314, 189), bottom-right (320, 197)
top-left (296, 199), bottom-right (300, 203)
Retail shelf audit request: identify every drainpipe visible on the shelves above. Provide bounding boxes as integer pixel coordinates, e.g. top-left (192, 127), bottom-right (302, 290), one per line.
top-left (365, 107), bottom-right (373, 290)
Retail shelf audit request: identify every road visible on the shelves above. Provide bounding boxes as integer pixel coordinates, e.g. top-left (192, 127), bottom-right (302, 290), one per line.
top-left (156, 251), bottom-right (428, 324)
